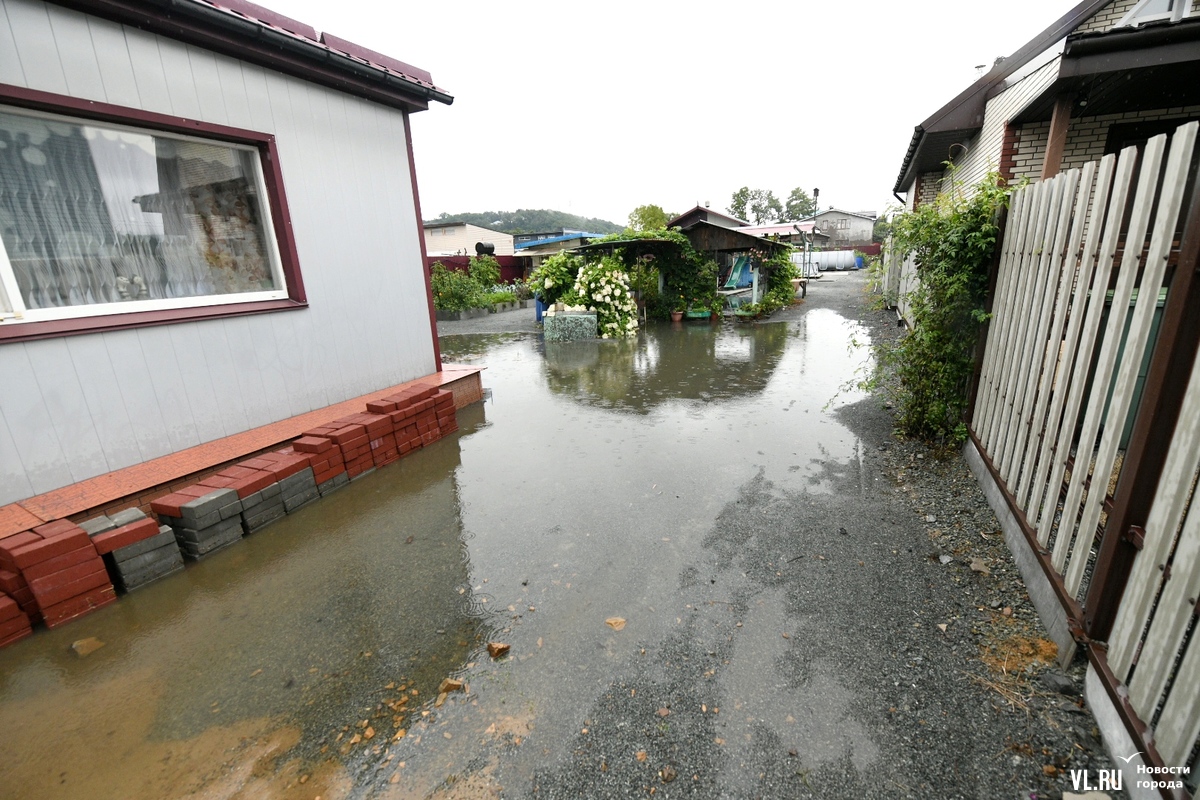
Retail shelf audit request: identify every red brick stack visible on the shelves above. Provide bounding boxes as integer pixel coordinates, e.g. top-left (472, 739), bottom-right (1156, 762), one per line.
top-left (292, 436), bottom-right (348, 495)
top-left (0, 520), bottom-right (115, 629)
top-left (0, 564), bottom-right (37, 624)
top-left (0, 592), bottom-right (32, 648)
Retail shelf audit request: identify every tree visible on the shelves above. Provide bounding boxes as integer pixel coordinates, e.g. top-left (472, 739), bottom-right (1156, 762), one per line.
top-left (873, 215), bottom-right (893, 244)
top-left (784, 187), bottom-right (816, 221)
top-left (627, 204), bottom-right (673, 231)
top-left (747, 189), bottom-right (784, 225)
top-left (728, 187), bottom-right (751, 221)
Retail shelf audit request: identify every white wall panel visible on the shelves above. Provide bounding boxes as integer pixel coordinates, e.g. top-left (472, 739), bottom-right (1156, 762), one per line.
top-left (0, 0), bottom-right (440, 506)
top-left (46, 5), bottom-right (104, 100)
top-left (63, 335), bottom-right (142, 470)
top-left (23, 337), bottom-right (109, 482)
top-left (0, 2), bottom-right (28, 84)
top-left (0, 344), bottom-right (72, 493)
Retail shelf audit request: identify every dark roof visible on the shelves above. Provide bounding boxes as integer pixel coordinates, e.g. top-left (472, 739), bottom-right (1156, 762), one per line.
top-left (675, 221), bottom-right (789, 255)
top-left (667, 206), bottom-right (750, 229)
top-left (893, 0), bottom-right (1110, 192)
top-left (1013, 15), bottom-right (1200, 123)
top-left (50, 0), bottom-right (452, 112)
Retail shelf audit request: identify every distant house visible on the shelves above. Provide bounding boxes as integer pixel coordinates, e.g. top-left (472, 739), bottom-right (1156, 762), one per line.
top-left (424, 222), bottom-right (515, 257)
top-left (736, 222), bottom-right (831, 247)
top-left (515, 231), bottom-right (606, 271)
top-left (798, 209), bottom-right (876, 250)
top-left (0, 0), bottom-right (469, 516)
top-left (893, 0), bottom-right (1200, 208)
top-left (667, 206), bottom-right (751, 231)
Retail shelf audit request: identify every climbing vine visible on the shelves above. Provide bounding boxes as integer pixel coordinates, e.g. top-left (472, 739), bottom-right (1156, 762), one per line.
top-left (882, 170), bottom-right (1009, 444)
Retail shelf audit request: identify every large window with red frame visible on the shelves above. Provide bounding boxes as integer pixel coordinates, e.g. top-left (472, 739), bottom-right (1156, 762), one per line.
top-left (0, 104), bottom-right (288, 324)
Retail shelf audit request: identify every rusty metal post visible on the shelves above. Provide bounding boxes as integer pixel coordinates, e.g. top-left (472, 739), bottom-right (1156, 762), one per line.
top-left (1084, 169), bottom-right (1200, 640)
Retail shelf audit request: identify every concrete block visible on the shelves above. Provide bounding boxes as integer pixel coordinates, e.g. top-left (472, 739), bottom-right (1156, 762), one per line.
top-left (118, 548), bottom-right (184, 588)
top-left (111, 528), bottom-right (177, 563)
top-left (282, 486), bottom-right (318, 513)
top-left (173, 516), bottom-right (243, 545)
top-left (109, 508), bottom-right (148, 527)
top-left (180, 488), bottom-right (239, 523)
top-left (112, 541), bottom-right (180, 574)
top-left (79, 515), bottom-right (116, 536)
top-left (243, 503), bottom-right (287, 533)
top-left (278, 467), bottom-right (316, 494)
top-left (318, 472), bottom-right (350, 497)
top-left (179, 525), bottom-right (242, 559)
top-left (218, 497), bottom-right (244, 520)
top-left (260, 482), bottom-right (282, 499)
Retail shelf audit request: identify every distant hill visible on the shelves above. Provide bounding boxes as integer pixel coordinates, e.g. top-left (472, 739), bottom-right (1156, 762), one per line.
top-left (428, 209), bottom-right (623, 235)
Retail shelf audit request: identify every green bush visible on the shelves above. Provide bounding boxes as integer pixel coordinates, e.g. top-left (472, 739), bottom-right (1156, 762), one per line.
top-left (882, 170), bottom-right (1009, 444)
top-left (572, 255), bottom-right (639, 338)
top-left (430, 262), bottom-right (486, 311)
top-left (484, 290), bottom-right (518, 305)
top-left (529, 252), bottom-right (582, 307)
top-left (469, 255), bottom-right (502, 288)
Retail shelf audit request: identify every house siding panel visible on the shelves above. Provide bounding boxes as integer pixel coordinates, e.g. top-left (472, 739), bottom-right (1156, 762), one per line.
top-left (0, 0), bottom-right (437, 506)
top-left (942, 58), bottom-right (1059, 193)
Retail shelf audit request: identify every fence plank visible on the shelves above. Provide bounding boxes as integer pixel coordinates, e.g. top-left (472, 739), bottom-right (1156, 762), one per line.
top-left (1006, 172), bottom-right (1078, 492)
top-left (1063, 128), bottom-right (1195, 596)
top-left (987, 182), bottom-right (1053, 466)
top-left (1153, 617), bottom-right (1200, 766)
top-left (1044, 146), bottom-right (1143, 555)
top-left (999, 175), bottom-right (1068, 484)
top-left (1026, 158), bottom-right (1109, 532)
top-left (976, 187), bottom-right (1034, 447)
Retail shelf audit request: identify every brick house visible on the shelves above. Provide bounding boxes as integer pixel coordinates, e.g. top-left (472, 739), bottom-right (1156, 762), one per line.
top-left (893, 0), bottom-right (1200, 208)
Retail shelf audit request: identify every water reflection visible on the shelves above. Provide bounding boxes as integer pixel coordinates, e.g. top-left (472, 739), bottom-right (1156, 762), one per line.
top-left (0, 405), bottom-right (491, 799)
top-left (542, 321), bottom-right (791, 413)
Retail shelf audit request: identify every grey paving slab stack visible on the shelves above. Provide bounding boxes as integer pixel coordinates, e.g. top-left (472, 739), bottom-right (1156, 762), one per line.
top-left (83, 508), bottom-right (185, 591)
top-left (151, 488), bottom-right (245, 560)
top-left (239, 482), bottom-right (286, 533)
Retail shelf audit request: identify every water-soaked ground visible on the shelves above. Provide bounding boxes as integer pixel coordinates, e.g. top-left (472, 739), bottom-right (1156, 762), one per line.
top-left (0, 273), bottom-right (1112, 799)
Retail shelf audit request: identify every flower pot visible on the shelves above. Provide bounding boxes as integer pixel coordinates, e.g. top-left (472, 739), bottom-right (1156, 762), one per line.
top-left (670, 311), bottom-right (683, 322)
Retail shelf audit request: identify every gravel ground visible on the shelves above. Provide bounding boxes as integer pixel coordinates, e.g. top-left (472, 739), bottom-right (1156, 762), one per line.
top-left (434, 273), bottom-right (1121, 799)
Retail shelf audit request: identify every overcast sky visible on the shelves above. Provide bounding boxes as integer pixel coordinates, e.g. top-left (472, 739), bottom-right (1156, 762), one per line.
top-left (267, 0), bottom-right (1079, 226)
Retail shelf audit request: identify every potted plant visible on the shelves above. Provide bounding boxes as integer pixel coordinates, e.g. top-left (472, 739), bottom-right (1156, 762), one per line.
top-left (668, 295), bottom-right (685, 322)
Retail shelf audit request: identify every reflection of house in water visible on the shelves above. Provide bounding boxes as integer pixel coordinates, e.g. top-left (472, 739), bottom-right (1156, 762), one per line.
top-left (542, 324), bottom-right (790, 413)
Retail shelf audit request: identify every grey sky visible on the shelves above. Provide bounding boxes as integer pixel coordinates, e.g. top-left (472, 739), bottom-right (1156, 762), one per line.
top-left (268, 0), bottom-right (1078, 225)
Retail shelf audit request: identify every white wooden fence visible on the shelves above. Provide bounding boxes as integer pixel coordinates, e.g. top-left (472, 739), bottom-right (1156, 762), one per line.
top-left (970, 120), bottom-right (1200, 795)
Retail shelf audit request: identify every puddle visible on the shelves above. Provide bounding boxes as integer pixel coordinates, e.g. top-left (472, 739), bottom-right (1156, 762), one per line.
top-left (1, 310), bottom-right (874, 798)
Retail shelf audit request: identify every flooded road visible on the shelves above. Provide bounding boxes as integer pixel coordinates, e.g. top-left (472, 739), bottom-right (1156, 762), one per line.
top-left (2, 275), bottom-right (897, 799)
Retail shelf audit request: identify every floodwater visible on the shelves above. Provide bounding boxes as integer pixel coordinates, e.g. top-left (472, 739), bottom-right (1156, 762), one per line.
top-left (0, 296), bottom-right (874, 799)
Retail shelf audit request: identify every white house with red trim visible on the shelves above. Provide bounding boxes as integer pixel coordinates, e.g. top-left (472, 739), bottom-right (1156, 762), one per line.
top-left (0, 0), bottom-right (453, 507)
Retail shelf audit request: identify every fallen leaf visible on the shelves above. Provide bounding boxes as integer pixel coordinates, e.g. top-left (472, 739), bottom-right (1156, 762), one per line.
top-left (349, 733), bottom-right (361, 745)
top-left (969, 556), bottom-right (990, 576)
top-left (656, 707), bottom-right (670, 717)
top-left (393, 729), bottom-right (406, 740)
top-left (636, 750), bottom-right (647, 762)
top-left (937, 623), bottom-right (948, 633)
top-left (714, 737), bottom-right (725, 745)
top-left (390, 773), bottom-right (400, 784)
top-left (405, 536), bottom-right (414, 544)
top-left (364, 727), bottom-right (375, 740)
top-left (1002, 607), bottom-right (1013, 617)
top-left (1043, 764), bottom-right (1058, 776)
top-left (660, 765), bottom-right (677, 783)
top-left (249, 668), bottom-right (262, 678)
top-left (605, 617), bottom-right (626, 631)
top-left (435, 692), bottom-right (447, 708)
top-left (487, 642), bottom-right (511, 659)
top-left (537, 637), bottom-right (543, 648)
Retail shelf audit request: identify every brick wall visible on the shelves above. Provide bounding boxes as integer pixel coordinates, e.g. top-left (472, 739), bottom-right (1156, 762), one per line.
top-left (1076, 0), bottom-right (1139, 33)
top-left (915, 172), bottom-right (941, 209)
top-left (1011, 107), bottom-right (1200, 182)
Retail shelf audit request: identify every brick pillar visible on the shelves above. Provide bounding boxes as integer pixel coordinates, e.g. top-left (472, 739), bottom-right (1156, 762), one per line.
top-left (999, 122), bottom-right (1019, 186)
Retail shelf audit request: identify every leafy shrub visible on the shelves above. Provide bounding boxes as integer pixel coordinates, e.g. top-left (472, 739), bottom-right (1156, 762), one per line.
top-left (529, 252), bottom-right (582, 306)
top-left (469, 255), bottom-right (502, 288)
top-left (483, 290), bottom-right (518, 305)
top-left (430, 262), bottom-right (486, 311)
top-left (882, 170), bottom-right (1009, 444)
